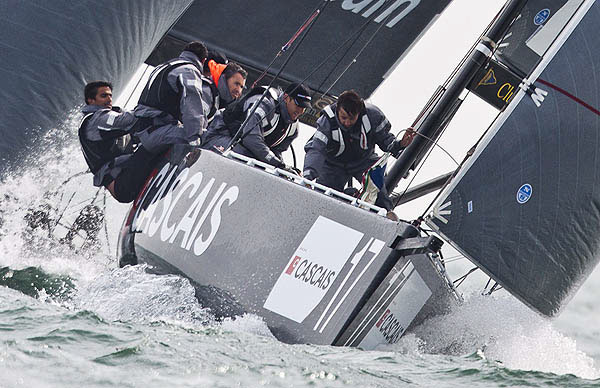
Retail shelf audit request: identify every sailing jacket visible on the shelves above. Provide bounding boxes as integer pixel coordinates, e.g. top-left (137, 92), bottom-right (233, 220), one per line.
top-left (78, 104), bottom-right (137, 187)
top-left (204, 87), bottom-right (298, 167)
top-left (303, 103), bottom-right (396, 180)
top-left (134, 50), bottom-right (208, 142)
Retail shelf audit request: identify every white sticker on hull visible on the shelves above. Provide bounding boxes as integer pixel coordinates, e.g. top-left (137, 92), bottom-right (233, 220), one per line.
top-left (263, 216), bottom-right (364, 323)
top-left (358, 262), bottom-right (432, 348)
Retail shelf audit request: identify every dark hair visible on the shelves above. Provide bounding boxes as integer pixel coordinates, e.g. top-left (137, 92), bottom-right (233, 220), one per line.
top-left (84, 81), bottom-right (112, 104)
top-left (183, 41), bottom-right (208, 63)
top-left (337, 90), bottom-right (364, 117)
top-left (223, 62), bottom-right (248, 80)
top-left (203, 50), bottom-right (228, 74)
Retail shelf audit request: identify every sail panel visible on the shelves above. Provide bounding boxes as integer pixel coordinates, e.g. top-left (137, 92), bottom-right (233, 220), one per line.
top-left (149, 0), bottom-right (453, 99)
top-left (497, 0), bottom-right (581, 76)
top-left (427, 0), bottom-right (598, 316)
top-left (0, 0), bottom-right (193, 170)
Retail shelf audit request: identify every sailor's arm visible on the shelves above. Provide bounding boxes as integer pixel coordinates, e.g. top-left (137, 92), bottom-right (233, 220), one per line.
top-left (94, 108), bottom-right (137, 139)
top-left (370, 106), bottom-right (414, 157)
top-left (170, 65), bottom-right (209, 141)
top-left (240, 99), bottom-right (285, 167)
top-left (303, 115), bottom-right (330, 180)
top-left (369, 106), bottom-right (395, 151)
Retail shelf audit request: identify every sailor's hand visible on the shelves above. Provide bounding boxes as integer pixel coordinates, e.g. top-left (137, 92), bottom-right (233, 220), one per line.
top-left (282, 165), bottom-right (302, 176)
top-left (400, 127), bottom-right (416, 147)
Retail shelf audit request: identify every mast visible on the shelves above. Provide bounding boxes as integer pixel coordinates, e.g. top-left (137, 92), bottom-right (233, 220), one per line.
top-left (385, 0), bottom-right (529, 193)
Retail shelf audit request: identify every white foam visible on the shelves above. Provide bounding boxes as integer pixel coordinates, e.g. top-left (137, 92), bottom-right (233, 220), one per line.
top-left (72, 264), bottom-right (214, 327)
top-left (400, 292), bottom-right (599, 379)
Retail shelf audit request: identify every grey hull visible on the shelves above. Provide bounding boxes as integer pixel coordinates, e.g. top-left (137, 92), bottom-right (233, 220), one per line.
top-left (119, 149), bottom-right (456, 348)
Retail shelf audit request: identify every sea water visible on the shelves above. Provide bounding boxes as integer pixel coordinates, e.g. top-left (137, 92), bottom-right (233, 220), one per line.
top-left (1, 114), bottom-right (600, 387)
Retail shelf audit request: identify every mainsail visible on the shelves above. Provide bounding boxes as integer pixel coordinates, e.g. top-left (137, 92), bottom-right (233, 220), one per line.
top-left (0, 0), bottom-right (193, 170)
top-left (147, 0), bottom-right (453, 100)
top-left (427, 0), bottom-right (599, 316)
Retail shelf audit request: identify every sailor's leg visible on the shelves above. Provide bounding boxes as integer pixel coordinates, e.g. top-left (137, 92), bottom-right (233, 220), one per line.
top-left (110, 147), bottom-right (160, 203)
top-left (374, 182), bottom-right (393, 211)
top-left (317, 162), bottom-right (351, 192)
top-left (202, 133), bottom-right (234, 153)
top-left (137, 123), bottom-right (196, 154)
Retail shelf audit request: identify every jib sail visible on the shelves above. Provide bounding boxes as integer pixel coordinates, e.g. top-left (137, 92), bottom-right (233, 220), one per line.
top-left (427, 0), bottom-right (599, 316)
top-left (0, 0), bottom-right (193, 169)
top-left (146, 0), bottom-right (453, 100)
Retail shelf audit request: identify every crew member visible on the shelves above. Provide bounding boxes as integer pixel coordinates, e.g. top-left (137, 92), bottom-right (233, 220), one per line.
top-left (134, 41), bottom-right (209, 152)
top-left (202, 83), bottom-right (312, 169)
top-left (303, 90), bottom-right (415, 211)
top-left (79, 81), bottom-right (157, 203)
top-left (202, 50), bottom-right (228, 78)
top-left (202, 61), bottom-right (247, 121)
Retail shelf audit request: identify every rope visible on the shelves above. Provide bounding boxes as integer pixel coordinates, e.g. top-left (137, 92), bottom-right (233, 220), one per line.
top-left (290, 145), bottom-right (297, 169)
top-left (102, 190), bottom-right (111, 254)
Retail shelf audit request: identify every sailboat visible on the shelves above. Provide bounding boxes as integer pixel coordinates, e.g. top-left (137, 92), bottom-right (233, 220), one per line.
top-left (116, 0), bottom-right (600, 348)
top-left (2, 0), bottom-right (597, 350)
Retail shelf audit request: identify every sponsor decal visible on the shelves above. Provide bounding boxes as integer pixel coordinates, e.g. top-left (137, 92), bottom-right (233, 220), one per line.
top-left (517, 183), bottom-right (532, 204)
top-left (497, 82), bottom-right (516, 104)
top-left (375, 308), bottom-right (405, 344)
top-left (534, 9), bottom-right (550, 26)
top-left (313, 237), bottom-right (386, 333)
top-left (358, 261), bottom-right (432, 348)
top-left (477, 68), bottom-right (497, 87)
top-left (264, 216), bottom-right (364, 323)
top-left (529, 87), bottom-right (548, 107)
top-left (287, 256), bottom-right (336, 290)
top-left (341, 0), bottom-right (421, 28)
top-left (131, 163), bottom-right (239, 256)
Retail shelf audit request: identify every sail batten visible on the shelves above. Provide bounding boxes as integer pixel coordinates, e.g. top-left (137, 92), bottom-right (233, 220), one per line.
top-left (427, 0), bottom-right (599, 316)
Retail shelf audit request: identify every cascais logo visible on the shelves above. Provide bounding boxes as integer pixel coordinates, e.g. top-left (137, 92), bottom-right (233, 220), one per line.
top-left (132, 163), bottom-right (239, 257)
top-left (285, 255), bottom-right (336, 290)
top-left (376, 308), bottom-right (405, 344)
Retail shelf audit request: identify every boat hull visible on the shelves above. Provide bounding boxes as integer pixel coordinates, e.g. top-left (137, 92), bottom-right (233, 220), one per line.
top-left (119, 149), bottom-right (456, 348)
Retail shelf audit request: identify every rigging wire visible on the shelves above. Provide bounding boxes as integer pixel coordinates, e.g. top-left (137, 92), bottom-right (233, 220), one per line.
top-left (227, 1), bottom-right (393, 152)
top-left (252, 0), bottom-right (325, 89)
top-left (316, 4), bottom-right (397, 101)
top-left (413, 7), bottom-right (522, 221)
top-left (391, 120), bottom-right (460, 209)
top-left (443, 255), bottom-right (467, 264)
top-left (453, 266), bottom-right (479, 288)
top-left (226, 0), bottom-right (330, 151)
